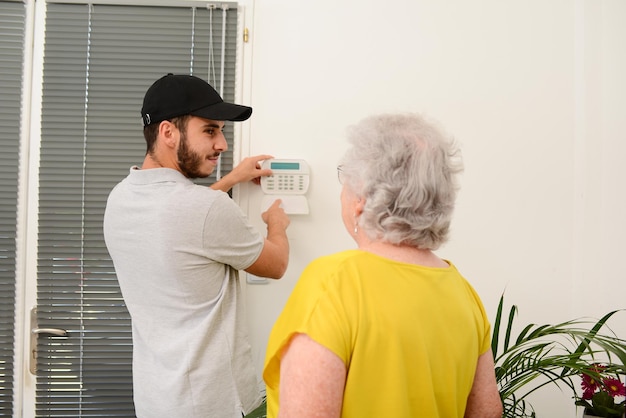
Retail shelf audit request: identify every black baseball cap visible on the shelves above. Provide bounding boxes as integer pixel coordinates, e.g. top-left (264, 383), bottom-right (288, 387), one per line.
top-left (140, 73), bottom-right (252, 127)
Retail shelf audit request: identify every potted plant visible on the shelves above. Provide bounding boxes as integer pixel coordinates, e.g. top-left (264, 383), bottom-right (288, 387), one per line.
top-left (492, 294), bottom-right (626, 418)
top-left (575, 363), bottom-right (625, 417)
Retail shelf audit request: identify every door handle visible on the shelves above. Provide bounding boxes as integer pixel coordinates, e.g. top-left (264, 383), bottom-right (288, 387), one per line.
top-left (29, 307), bottom-right (68, 374)
top-left (32, 328), bottom-right (68, 336)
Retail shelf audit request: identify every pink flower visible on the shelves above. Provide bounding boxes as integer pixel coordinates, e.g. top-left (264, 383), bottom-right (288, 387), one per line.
top-left (577, 364), bottom-right (626, 418)
top-left (603, 377), bottom-right (626, 398)
top-left (582, 387), bottom-right (595, 400)
top-left (582, 371), bottom-right (603, 394)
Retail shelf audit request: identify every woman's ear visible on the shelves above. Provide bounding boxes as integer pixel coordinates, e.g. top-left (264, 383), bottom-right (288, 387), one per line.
top-left (354, 196), bottom-right (365, 217)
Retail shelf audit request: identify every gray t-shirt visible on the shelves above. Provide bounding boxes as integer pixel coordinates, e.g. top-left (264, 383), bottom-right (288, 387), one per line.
top-left (103, 167), bottom-right (264, 417)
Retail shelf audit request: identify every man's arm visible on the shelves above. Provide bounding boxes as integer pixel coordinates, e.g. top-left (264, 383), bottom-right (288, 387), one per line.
top-left (245, 199), bottom-right (290, 279)
top-left (464, 350), bottom-right (503, 418)
top-left (215, 154), bottom-right (289, 278)
top-left (211, 154), bottom-right (273, 192)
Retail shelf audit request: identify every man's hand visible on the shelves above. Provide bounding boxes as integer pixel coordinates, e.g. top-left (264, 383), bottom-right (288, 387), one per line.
top-left (211, 154), bottom-right (274, 192)
top-left (261, 199), bottom-right (290, 231)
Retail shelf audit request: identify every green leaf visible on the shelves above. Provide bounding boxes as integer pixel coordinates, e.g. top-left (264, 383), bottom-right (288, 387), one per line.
top-left (492, 294), bottom-right (505, 358)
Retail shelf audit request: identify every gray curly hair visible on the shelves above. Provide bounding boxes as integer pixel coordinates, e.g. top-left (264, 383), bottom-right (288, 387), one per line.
top-left (339, 113), bottom-right (463, 250)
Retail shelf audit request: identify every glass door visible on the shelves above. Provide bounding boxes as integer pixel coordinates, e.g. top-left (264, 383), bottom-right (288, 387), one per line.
top-left (11, 1), bottom-right (242, 416)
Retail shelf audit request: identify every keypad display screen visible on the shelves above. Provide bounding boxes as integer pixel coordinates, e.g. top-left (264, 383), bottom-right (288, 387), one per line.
top-left (270, 162), bottom-right (300, 170)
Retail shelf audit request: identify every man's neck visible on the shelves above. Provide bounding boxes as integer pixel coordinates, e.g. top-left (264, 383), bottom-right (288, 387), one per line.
top-left (142, 153), bottom-right (167, 170)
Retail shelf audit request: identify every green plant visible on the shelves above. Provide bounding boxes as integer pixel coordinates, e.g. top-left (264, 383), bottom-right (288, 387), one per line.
top-left (491, 295), bottom-right (626, 418)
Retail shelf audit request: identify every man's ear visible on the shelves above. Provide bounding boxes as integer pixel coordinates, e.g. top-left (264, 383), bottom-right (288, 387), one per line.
top-left (158, 120), bottom-right (178, 149)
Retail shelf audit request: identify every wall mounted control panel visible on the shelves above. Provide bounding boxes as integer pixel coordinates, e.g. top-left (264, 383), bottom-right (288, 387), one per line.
top-left (249, 159), bottom-right (311, 285)
top-left (260, 159), bottom-right (310, 215)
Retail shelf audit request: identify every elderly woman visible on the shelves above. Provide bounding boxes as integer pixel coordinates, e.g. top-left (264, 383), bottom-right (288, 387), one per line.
top-left (263, 113), bottom-right (502, 418)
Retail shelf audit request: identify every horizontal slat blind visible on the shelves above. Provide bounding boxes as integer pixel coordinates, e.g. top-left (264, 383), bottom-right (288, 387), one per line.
top-left (0, 0), bottom-right (25, 415)
top-left (37, 2), bottom-right (238, 415)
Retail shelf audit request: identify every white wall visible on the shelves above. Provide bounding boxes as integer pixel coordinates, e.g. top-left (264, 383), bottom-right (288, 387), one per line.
top-left (239, 1), bottom-right (626, 417)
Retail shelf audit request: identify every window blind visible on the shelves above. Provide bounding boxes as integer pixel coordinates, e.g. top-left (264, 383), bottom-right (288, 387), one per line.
top-left (37, 2), bottom-right (239, 415)
top-left (0, 1), bottom-right (26, 415)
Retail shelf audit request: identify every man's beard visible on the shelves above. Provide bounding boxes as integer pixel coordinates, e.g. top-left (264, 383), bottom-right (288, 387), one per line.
top-left (177, 131), bottom-right (215, 178)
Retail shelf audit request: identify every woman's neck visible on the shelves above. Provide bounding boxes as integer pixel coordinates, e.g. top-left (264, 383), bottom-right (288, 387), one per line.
top-left (357, 240), bottom-right (448, 268)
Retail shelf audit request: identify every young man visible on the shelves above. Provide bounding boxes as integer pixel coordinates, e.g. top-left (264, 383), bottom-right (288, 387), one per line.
top-left (103, 74), bottom-right (290, 418)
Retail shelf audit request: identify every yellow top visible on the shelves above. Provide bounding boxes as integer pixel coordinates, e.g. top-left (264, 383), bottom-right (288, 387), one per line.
top-left (263, 250), bottom-right (491, 418)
